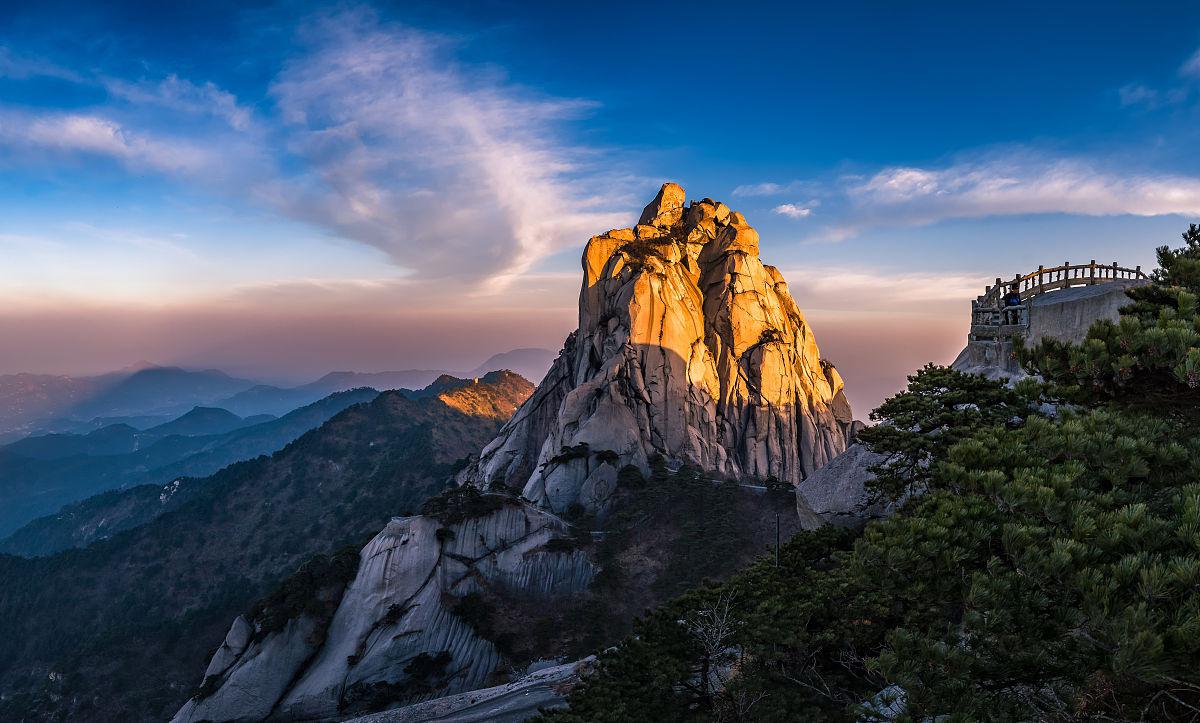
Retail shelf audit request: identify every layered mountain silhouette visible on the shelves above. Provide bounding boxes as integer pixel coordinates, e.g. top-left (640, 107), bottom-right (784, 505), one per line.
top-left (0, 350), bottom-right (555, 442)
top-left (0, 388), bottom-right (379, 546)
top-left (0, 371), bottom-right (534, 722)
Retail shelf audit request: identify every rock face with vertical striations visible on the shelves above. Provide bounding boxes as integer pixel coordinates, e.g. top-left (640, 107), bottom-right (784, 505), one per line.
top-left (173, 184), bottom-right (855, 723)
top-left (462, 182), bottom-right (855, 512)
top-left (172, 504), bottom-right (592, 723)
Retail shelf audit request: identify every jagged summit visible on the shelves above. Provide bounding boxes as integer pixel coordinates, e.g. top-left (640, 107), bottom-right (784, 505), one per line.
top-left (461, 183), bottom-right (856, 512)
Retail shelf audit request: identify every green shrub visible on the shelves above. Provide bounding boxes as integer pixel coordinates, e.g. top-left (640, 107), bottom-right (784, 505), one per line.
top-left (245, 545), bottom-right (362, 640)
top-left (549, 443), bottom-right (591, 465)
top-left (594, 449), bottom-right (620, 465)
top-left (404, 650), bottom-right (452, 681)
top-left (616, 464), bottom-right (646, 489)
top-left (383, 603), bottom-right (406, 625)
top-left (619, 239), bottom-right (669, 262)
top-left (420, 485), bottom-right (506, 525)
top-left (543, 537), bottom-right (578, 553)
top-left (193, 675), bottom-right (222, 701)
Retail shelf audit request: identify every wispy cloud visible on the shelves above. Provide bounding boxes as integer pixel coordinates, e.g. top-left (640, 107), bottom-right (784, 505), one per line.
top-left (732, 180), bottom-right (820, 197)
top-left (773, 203), bottom-right (813, 219)
top-left (1118, 82), bottom-right (1189, 110)
top-left (1116, 45), bottom-right (1200, 110)
top-left (0, 9), bottom-right (631, 288)
top-left (848, 157), bottom-right (1200, 219)
top-left (1180, 48), bottom-right (1200, 79)
top-left (102, 74), bottom-right (254, 131)
top-left (783, 266), bottom-right (981, 313)
top-left (263, 8), bottom-right (627, 284)
top-left (739, 151), bottom-right (1200, 242)
top-left (0, 111), bottom-right (228, 175)
top-left (0, 47), bottom-right (81, 82)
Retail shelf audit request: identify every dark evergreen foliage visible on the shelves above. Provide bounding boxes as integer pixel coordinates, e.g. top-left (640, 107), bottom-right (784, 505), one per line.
top-left (420, 485), bottom-right (507, 525)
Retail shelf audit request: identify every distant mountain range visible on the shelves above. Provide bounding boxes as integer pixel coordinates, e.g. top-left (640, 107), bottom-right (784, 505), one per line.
top-left (0, 349), bottom-right (556, 443)
top-left (463, 347), bottom-right (556, 381)
top-left (215, 370), bottom-right (447, 417)
top-left (0, 371), bottom-right (534, 722)
top-left (217, 349), bottom-right (556, 417)
top-left (0, 388), bottom-right (380, 541)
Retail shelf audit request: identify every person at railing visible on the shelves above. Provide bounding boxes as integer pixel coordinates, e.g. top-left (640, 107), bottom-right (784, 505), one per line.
top-left (1002, 282), bottom-right (1023, 325)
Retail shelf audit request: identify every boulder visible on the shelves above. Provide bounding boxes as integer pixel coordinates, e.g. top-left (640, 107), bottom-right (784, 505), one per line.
top-left (796, 443), bottom-right (895, 529)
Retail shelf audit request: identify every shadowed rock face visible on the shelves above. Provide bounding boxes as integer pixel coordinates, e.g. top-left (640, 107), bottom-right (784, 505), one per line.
top-left (463, 183), bottom-right (855, 513)
top-left (172, 504), bottom-right (593, 723)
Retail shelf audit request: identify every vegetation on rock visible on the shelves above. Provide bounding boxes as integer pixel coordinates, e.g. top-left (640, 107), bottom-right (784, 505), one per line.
top-left (420, 485), bottom-right (508, 525)
top-left (538, 228), bottom-right (1200, 722)
top-left (443, 460), bottom-right (799, 674)
top-left (246, 544), bottom-right (362, 640)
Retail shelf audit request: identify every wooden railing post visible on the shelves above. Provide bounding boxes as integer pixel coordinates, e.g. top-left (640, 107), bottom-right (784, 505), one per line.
top-left (979, 261), bottom-right (1145, 339)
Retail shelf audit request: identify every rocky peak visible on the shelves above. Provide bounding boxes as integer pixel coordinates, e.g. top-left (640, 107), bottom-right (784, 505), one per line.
top-left (434, 371), bottom-right (534, 419)
top-left (637, 181), bottom-right (687, 227)
top-left (462, 183), bottom-right (855, 513)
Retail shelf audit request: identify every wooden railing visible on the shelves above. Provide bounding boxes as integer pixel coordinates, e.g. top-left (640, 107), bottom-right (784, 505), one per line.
top-left (978, 260), bottom-right (1145, 307)
top-left (970, 260), bottom-right (1146, 341)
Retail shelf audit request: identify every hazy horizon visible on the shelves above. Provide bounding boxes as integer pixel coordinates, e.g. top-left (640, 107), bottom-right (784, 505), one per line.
top-left (3, 1), bottom-right (1197, 414)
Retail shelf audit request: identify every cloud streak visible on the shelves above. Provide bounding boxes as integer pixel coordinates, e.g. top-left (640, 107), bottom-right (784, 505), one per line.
top-left (263, 9), bottom-right (628, 284)
top-left (0, 9), bottom-right (631, 287)
top-left (847, 158), bottom-right (1200, 222)
top-left (0, 111), bottom-right (229, 176)
top-left (1114, 45), bottom-right (1200, 110)
top-left (741, 152), bottom-right (1200, 241)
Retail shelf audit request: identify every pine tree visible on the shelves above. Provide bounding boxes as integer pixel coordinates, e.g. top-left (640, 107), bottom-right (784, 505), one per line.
top-left (1021, 224), bottom-right (1200, 412)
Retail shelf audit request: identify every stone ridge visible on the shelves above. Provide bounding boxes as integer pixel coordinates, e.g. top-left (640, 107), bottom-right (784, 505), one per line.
top-left (462, 183), bottom-right (855, 513)
top-left (172, 504), bottom-right (593, 722)
top-left (434, 371), bottom-right (535, 419)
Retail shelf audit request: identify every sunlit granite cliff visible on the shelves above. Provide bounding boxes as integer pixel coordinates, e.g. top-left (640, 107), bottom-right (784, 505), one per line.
top-left (460, 182), bottom-right (856, 512)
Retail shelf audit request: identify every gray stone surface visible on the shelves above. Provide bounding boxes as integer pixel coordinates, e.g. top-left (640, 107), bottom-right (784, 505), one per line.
top-left (796, 443), bottom-right (893, 529)
top-left (1026, 279), bottom-right (1146, 345)
top-left (341, 657), bottom-right (595, 723)
top-left (952, 279), bottom-right (1147, 380)
top-left (174, 504), bottom-right (594, 723)
top-left (171, 616), bottom-right (322, 723)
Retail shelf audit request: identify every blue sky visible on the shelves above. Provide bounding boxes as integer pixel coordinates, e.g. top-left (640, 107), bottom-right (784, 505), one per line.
top-left (2, 0), bottom-right (1200, 411)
